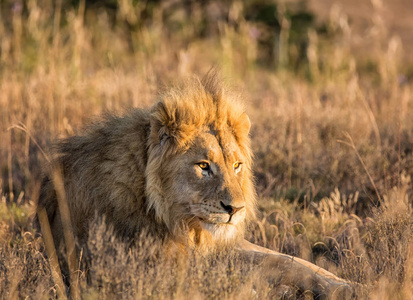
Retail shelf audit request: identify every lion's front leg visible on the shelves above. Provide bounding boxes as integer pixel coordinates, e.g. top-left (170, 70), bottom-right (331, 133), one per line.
top-left (236, 239), bottom-right (354, 298)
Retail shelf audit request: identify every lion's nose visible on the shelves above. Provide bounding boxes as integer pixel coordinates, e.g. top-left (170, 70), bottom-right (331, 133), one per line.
top-left (220, 201), bottom-right (244, 216)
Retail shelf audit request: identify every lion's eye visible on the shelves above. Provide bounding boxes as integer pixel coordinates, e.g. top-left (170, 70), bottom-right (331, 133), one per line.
top-left (197, 162), bottom-right (210, 171)
top-left (233, 162), bottom-right (242, 173)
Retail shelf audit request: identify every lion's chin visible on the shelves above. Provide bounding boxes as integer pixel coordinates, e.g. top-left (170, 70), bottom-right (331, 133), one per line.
top-left (200, 221), bottom-right (239, 243)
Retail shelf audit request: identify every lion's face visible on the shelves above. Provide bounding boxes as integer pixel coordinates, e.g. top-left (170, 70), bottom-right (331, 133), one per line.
top-left (146, 77), bottom-right (256, 247)
top-left (166, 130), bottom-right (248, 240)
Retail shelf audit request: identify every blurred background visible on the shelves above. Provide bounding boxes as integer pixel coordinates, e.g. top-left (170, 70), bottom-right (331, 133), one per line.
top-left (0, 1), bottom-right (412, 298)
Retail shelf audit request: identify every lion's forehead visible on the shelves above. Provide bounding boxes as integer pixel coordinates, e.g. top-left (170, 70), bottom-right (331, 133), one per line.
top-left (217, 131), bottom-right (241, 156)
top-left (194, 130), bottom-right (242, 163)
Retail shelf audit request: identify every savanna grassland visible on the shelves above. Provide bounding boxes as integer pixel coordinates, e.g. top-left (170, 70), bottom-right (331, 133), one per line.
top-left (0, 0), bottom-right (412, 299)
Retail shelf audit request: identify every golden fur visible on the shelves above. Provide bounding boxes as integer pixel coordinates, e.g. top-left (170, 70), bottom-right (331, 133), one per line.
top-left (37, 73), bottom-right (256, 252)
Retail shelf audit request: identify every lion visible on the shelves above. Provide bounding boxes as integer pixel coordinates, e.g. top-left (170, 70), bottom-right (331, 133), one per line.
top-left (36, 72), bottom-right (353, 297)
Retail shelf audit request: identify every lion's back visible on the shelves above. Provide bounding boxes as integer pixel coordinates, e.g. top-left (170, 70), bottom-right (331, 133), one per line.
top-left (36, 108), bottom-right (160, 246)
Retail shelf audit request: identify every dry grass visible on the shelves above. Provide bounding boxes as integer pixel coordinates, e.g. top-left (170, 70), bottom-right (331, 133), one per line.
top-left (0, 0), bottom-right (412, 299)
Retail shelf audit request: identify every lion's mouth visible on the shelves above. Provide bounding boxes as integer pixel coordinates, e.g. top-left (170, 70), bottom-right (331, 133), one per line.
top-left (195, 210), bottom-right (245, 227)
top-left (198, 218), bottom-right (228, 226)
top-left (197, 216), bottom-right (234, 226)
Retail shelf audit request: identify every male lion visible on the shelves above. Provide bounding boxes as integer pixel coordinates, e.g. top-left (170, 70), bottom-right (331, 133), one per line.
top-left (36, 73), bottom-right (352, 297)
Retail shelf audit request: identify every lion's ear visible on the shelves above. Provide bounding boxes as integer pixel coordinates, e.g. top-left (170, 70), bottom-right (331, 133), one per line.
top-left (149, 102), bottom-right (172, 146)
top-left (150, 101), bottom-right (197, 149)
top-left (231, 112), bottom-right (251, 147)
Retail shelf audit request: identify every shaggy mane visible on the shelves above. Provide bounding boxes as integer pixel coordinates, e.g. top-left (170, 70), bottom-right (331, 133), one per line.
top-left (146, 73), bottom-right (256, 248)
top-left (150, 73), bottom-right (250, 151)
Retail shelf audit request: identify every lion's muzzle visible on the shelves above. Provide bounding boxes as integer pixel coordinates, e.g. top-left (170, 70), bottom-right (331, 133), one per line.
top-left (220, 201), bottom-right (244, 216)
